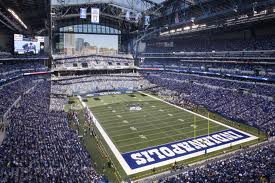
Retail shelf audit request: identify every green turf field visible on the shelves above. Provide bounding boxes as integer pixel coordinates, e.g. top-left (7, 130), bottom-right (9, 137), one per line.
top-left (84, 92), bottom-right (228, 153)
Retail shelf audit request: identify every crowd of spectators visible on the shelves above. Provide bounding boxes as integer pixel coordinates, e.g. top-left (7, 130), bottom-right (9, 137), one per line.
top-left (0, 52), bottom-right (48, 60)
top-left (0, 77), bottom-right (103, 182)
top-left (53, 53), bottom-right (133, 60)
top-left (141, 59), bottom-right (275, 77)
top-left (51, 73), bottom-right (153, 95)
top-left (0, 50), bottom-right (12, 58)
top-left (0, 77), bottom-right (38, 115)
top-left (0, 62), bottom-right (47, 81)
top-left (50, 70), bottom-right (275, 182)
top-left (145, 36), bottom-right (275, 53)
top-left (0, 66), bottom-right (274, 182)
top-left (146, 71), bottom-right (275, 95)
top-left (142, 59), bottom-right (275, 71)
top-left (143, 71), bottom-right (275, 136)
top-left (53, 54), bottom-right (135, 71)
top-left (158, 143), bottom-right (275, 183)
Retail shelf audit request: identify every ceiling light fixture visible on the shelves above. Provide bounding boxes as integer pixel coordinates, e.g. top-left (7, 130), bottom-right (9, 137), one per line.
top-left (8, 8), bottom-right (27, 29)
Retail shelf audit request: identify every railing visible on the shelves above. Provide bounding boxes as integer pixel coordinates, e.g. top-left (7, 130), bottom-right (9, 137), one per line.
top-left (53, 53), bottom-right (133, 60)
top-left (0, 55), bottom-right (49, 61)
top-left (140, 50), bottom-right (275, 57)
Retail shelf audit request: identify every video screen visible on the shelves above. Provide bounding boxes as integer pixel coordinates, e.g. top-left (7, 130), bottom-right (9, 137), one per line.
top-left (14, 34), bottom-right (45, 55)
top-left (63, 33), bottom-right (118, 55)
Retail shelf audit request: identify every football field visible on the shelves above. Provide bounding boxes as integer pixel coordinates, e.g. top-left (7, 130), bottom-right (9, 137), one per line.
top-left (85, 93), bottom-right (227, 153)
top-left (80, 92), bottom-right (257, 175)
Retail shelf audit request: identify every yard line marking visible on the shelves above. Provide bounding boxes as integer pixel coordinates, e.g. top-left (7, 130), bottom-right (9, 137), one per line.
top-left (103, 114), bottom-right (204, 132)
top-left (116, 94), bottom-right (176, 142)
top-left (94, 109), bottom-right (182, 119)
top-left (139, 92), bottom-right (258, 139)
top-left (114, 124), bottom-right (221, 143)
top-left (97, 106), bottom-right (191, 117)
top-left (106, 116), bottom-right (208, 132)
top-left (118, 125), bottom-right (222, 148)
top-left (105, 115), bottom-right (206, 131)
top-left (100, 111), bottom-right (199, 124)
top-left (97, 111), bottom-right (189, 123)
top-left (111, 121), bottom-right (196, 138)
top-left (91, 106), bottom-right (180, 116)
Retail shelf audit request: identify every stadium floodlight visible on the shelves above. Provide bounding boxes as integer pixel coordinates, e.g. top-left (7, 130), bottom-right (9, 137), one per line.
top-left (8, 8), bottom-right (27, 29)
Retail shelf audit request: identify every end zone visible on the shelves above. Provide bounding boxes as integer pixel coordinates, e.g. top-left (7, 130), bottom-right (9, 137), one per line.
top-left (122, 129), bottom-right (257, 174)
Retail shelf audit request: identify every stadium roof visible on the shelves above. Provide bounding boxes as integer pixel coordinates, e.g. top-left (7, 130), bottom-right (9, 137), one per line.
top-left (0, 0), bottom-right (49, 34)
top-left (51, 0), bottom-right (166, 12)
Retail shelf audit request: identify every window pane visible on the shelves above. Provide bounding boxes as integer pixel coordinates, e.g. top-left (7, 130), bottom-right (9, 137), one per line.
top-left (88, 24), bottom-right (92, 32)
top-left (83, 24), bottom-right (88, 32)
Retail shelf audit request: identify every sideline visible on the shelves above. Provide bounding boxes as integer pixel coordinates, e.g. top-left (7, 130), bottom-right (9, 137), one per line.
top-left (78, 95), bottom-right (134, 175)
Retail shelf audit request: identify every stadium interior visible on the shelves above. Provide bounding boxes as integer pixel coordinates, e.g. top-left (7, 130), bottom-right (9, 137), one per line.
top-left (0, 0), bottom-right (274, 182)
